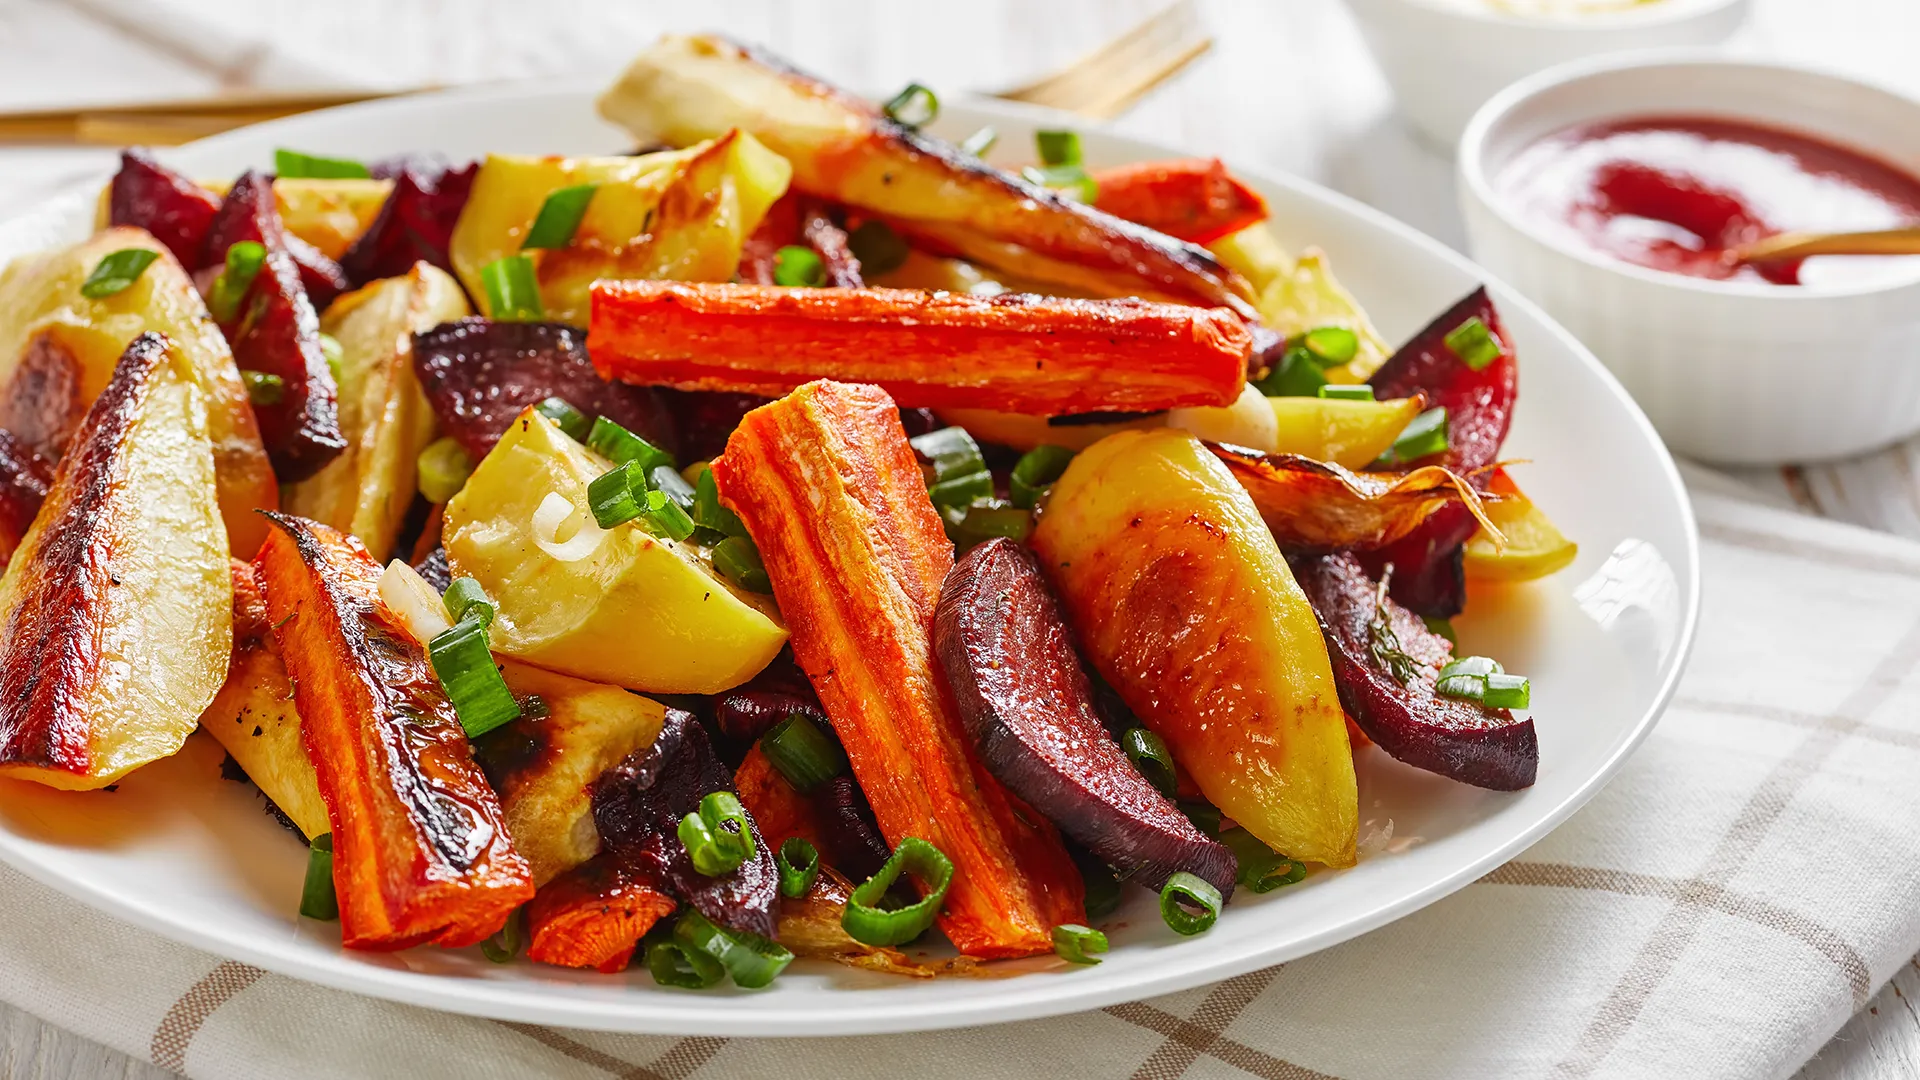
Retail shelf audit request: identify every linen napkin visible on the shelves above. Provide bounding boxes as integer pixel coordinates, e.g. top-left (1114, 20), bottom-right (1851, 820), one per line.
top-left (2, 474), bottom-right (1917, 1080)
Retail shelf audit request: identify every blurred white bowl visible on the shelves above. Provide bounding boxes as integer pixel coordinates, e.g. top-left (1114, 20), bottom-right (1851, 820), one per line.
top-left (1344, 0), bottom-right (1748, 148)
top-left (1459, 53), bottom-right (1920, 464)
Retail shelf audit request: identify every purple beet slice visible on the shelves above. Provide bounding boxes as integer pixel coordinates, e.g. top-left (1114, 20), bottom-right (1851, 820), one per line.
top-left (1293, 552), bottom-right (1536, 790)
top-left (341, 157), bottom-right (477, 286)
top-left (589, 709), bottom-right (778, 938)
top-left (933, 537), bottom-right (1235, 895)
top-left (202, 171), bottom-right (346, 482)
top-left (1361, 287), bottom-right (1518, 617)
top-left (412, 318), bottom-right (677, 461)
top-left (106, 149), bottom-right (221, 267)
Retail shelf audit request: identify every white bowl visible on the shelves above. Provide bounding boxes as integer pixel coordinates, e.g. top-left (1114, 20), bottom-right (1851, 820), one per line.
top-left (1460, 54), bottom-right (1920, 464)
top-left (1344, 0), bottom-right (1748, 148)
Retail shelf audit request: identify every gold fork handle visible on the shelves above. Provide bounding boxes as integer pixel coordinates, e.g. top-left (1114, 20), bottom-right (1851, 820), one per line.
top-left (1735, 226), bottom-right (1920, 263)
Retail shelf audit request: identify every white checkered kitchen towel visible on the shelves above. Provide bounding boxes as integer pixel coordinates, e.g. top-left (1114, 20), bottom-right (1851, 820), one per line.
top-left (1, 473), bottom-right (1917, 1079)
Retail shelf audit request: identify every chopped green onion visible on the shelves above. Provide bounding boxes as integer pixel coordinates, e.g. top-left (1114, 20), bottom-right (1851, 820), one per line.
top-left (1159, 871), bottom-right (1222, 936)
top-left (1179, 798), bottom-right (1222, 838)
top-left (1253, 345), bottom-right (1328, 398)
top-left (646, 935), bottom-right (725, 989)
top-left (1422, 615), bottom-right (1458, 647)
top-left (1434, 656), bottom-right (1529, 709)
top-left (673, 910), bottom-right (794, 989)
top-left (1010, 444), bottom-right (1076, 509)
top-left (882, 83), bottom-right (939, 129)
top-left (442, 577), bottom-right (494, 629)
top-left (1071, 847), bottom-right (1123, 919)
top-left (691, 465), bottom-right (748, 542)
top-left (1443, 316), bottom-right (1502, 371)
top-left (847, 220), bottom-right (910, 275)
top-left (1021, 164), bottom-right (1098, 203)
top-left (713, 535), bottom-right (772, 594)
top-left (778, 837), bottom-right (820, 898)
top-left (240, 370), bottom-right (285, 407)
top-left (299, 833), bottom-right (338, 920)
top-left (318, 332), bottom-right (343, 380)
top-left (1483, 672), bottom-right (1531, 709)
top-left (772, 245), bottom-right (825, 287)
top-left (1302, 326), bottom-right (1360, 366)
top-left (79, 248), bottom-right (161, 299)
top-left (640, 487), bottom-right (696, 541)
top-left (1318, 384), bottom-right (1375, 401)
top-left (760, 713), bottom-right (846, 794)
top-left (1121, 727), bottom-right (1177, 797)
top-left (1221, 827), bottom-right (1308, 893)
top-left (1035, 129), bottom-right (1083, 167)
top-left (533, 396), bottom-right (590, 442)
top-left (588, 461), bottom-right (645, 529)
top-left (416, 436), bottom-right (473, 503)
top-left (428, 617), bottom-right (520, 738)
top-left (587, 415), bottom-right (674, 473)
top-left (1439, 655), bottom-right (1501, 679)
top-left (1052, 923), bottom-right (1108, 965)
top-left (274, 148), bottom-right (370, 179)
top-left (521, 183), bottom-right (597, 250)
top-left (910, 426), bottom-right (991, 509)
top-left (479, 254), bottom-right (543, 322)
top-left (479, 908), bottom-right (523, 963)
top-left (650, 465), bottom-right (696, 510)
top-left (959, 126), bottom-right (998, 158)
top-left (678, 791), bottom-right (755, 876)
top-left (1382, 406), bottom-right (1449, 465)
top-left (207, 241), bottom-right (267, 322)
top-left (843, 837), bottom-right (955, 946)
top-left (945, 501), bottom-right (1032, 549)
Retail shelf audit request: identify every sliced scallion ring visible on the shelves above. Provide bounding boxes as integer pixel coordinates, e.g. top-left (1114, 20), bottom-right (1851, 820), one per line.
top-left (881, 82), bottom-right (939, 128)
top-left (760, 713), bottom-right (846, 794)
top-left (678, 791), bottom-right (756, 876)
top-left (521, 183), bottom-right (597, 250)
top-left (207, 240), bottom-right (267, 322)
top-left (712, 535), bottom-right (773, 594)
top-left (587, 415), bottom-right (675, 473)
top-left (1443, 315), bottom-right (1502, 371)
top-left (428, 617), bottom-right (520, 738)
top-left (1318, 383), bottom-right (1374, 401)
top-left (1010, 444), bottom-right (1076, 509)
top-left (1121, 727), bottom-right (1177, 797)
top-left (1052, 923), bottom-right (1108, 965)
top-left (240, 370), bottom-right (286, 407)
top-left (588, 461), bottom-right (646, 529)
top-left (1301, 326), bottom-right (1360, 366)
top-left (274, 148), bottom-right (370, 179)
top-left (1381, 406), bottom-right (1449, 465)
top-left (299, 833), bottom-right (338, 921)
top-left (1035, 129), bottom-right (1083, 168)
top-left (842, 837), bottom-right (954, 947)
top-left (691, 465), bottom-right (748, 541)
top-left (673, 910), bottom-right (794, 989)
top-left (416, 436), bottom-right (473, 503)
top-left (1221, 827), bottom-right (1307, 894)
top-left (441, 576), bottom-right (494, 629)
top-left (533, 396), bottom-right (590, 441)
top-left (646, 936), bottom-right (725, 989)
top-left (479, 908), bottom-right (523, 963)
top-left (910, 426), bottom-right (991, 509)
top-left (1159, 871), bottom-right (1222, 936)
top-left (959, 126), bottom-right (998, 158)
top-left (778, 837), bottom-right (820, 899)
top-left (480, 254), bottom-right (543, 322)
top-left (773, 245), bottom-right (826, 287)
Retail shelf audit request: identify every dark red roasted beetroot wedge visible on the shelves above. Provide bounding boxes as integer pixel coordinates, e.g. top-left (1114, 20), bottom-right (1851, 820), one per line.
top-left (933, 537), bottom-right (1235, 895)
top-left (412, 318), bottom-right (677, 461)
top-left (340, 157), bottom-right (477, 285)
top-left (590, 708), bottom-right (778, 938)
top-left (202, 171), bottom-right (350, 308)
top-left (1362, 287), bottom-right (1519, 617)
top-left (106, 149), bottom-right (221, 267)
top-left (203, 172), bottom-right (346, 482)
top-left (799, 199), bottom-right (864, 288)
top-left (1293, 552), bottom-right (1536, 790)
top-left (0, 431), bottom-right (50, 569)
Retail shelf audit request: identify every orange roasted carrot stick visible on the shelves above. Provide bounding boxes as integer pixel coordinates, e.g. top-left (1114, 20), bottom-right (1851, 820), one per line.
top-left (712, 380), bottom-right (1084, 958)
top-left (588, 281), bottom-right (1250, 416)
top-left (524, 854), bottom-right (677, 973)
top-left (734, 744), bottom-right (828, 851)
top-left (257, 513), bottom-right (532, 950)
top-left (1091, 158), bottom-right (1270, 245)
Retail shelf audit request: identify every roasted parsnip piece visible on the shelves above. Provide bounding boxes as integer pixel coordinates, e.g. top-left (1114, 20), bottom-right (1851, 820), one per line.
top-left (0, 333), bottom-right (229, 790)
top-left (1206, 228), bottom-right (1392, 382)
top-left (1091, 158), bottom-right (1269, 244)
top-left (589, 282), bottom-right (1250, 416)
top-left (1208, 445), bottom-right (1496, 553)
top-left (598, 35), bottom-right (1254, 315)
top-left (778, 866), bottom-right (934, 978)
top-left (0, 227), bottom-right (277, 555)
top-left (1265, 394), bottom-right (1428, 468)
top-left (1032, 428), bottom-right (1358, 868)
top-left (256, 513), bottom-right (531, 949)
top-left (449, 134), bottom-right (790, 326)
top-left (198, 559), bottom-right (329, 838)
top-left (524, 854), bottom-right (677, 973)
top-left (284, 264), bottom-right (469, 558)
top-left (712, 380), bottom-right (1084, 957)
top-left (202, 177), bottom-right (394, 261)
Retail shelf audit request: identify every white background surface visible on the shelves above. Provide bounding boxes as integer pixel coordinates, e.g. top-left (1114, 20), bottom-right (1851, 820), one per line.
top-left (0, 0), bottom-right (1915, 1076)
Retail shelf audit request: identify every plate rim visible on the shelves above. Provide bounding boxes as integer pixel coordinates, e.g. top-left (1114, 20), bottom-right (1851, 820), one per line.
top-left (0, 78), bottom-right (1702, 1036)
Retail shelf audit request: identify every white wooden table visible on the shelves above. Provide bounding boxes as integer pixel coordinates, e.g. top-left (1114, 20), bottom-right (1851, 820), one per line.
top-left (1, 0), bottom-right (1917, 1076)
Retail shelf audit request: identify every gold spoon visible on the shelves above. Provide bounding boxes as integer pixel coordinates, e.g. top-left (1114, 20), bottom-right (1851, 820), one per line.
top-left (1732, 226), bottom-right (1920, 264)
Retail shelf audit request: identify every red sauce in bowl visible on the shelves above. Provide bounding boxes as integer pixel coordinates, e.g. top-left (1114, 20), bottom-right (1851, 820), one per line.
top-left (1497, 116), bottom-right (1920, 287)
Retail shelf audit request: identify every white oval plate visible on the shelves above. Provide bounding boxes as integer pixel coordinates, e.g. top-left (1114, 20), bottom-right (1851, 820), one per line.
top-left (0, 81), bottom-right (1698, 1036)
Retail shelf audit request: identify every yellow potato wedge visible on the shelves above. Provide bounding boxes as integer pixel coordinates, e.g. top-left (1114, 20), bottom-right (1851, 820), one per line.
top-left (1464, 470), bottom-right (1579, 582)
top-left (449, 134), bottom-right (791, 326)
top-left (283, 263), bottom-right (468, 560)
top-left (1031, 428), bottom-right (1357, 867)
top-left (95, 178), bottom-right (394, 261)
top-left (0, 332), bottom-right (229, 790)
top-left (1267, 394), bottom-right (1427, 469)
top-left (443, 407), bottom-right (787, 693)
top-left (0, 227), bottom-right (278, 555)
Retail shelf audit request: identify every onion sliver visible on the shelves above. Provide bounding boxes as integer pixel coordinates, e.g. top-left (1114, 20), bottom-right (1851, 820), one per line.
top-left (532, 491), bottom-right (605, 562)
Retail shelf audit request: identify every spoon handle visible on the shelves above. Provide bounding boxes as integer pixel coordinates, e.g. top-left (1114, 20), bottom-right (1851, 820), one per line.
top-left (1736, 226), bottom-right (1920, 263)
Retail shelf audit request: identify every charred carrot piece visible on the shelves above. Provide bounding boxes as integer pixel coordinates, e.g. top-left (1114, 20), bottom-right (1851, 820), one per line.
top-left (712, 381), bottom-right (1084, 958)
top-left (589, 281), bottom-right (1250, 416)
top-left (524, 854), bottom-right (677, 973)
top-left (256, 513), bottom-right (532, 950)
top-left (733, 744), bottom-right (828, 850)
top-left (1091, 158), bottom-right (1270, 245)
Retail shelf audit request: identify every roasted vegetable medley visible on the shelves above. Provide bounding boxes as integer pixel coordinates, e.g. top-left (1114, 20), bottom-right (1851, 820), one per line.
top-left (0, 35), bottom-right (1577, 984)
